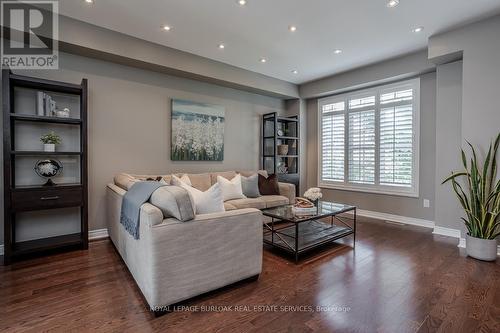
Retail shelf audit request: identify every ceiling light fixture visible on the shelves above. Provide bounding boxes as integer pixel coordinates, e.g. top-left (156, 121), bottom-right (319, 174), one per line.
top-left (412, 26), bottom-right (424, 33)
top-left (162, 25), bottom-right (171, 31)
top-left (333, 49), bottom-right (342, 54)
top-left (260, 58), bottom-right (267, 63)
top-left (238, 0), bottom-right (247, 6)
top-left (291, 70), bottom-right (298, 74)
top-left (387, 0), bottom-right (399, 8)
top-left (289, 25), bottom-right (297, 32)
top-left (218, 43), bottom-right (225, 49)
top-left (84, 0), bottom-right (94, 3)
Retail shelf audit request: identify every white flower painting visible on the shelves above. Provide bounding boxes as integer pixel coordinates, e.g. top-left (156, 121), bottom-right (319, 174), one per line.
top-left (171, 99), bottom-right (225, 161)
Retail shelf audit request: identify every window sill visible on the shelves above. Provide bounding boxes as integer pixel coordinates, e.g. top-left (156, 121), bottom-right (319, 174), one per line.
top-left (318, 182), bottom-right (419, 198)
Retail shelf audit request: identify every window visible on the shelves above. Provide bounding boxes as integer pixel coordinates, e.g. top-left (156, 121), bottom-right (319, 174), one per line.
top-left (318, 79), bottom-right (420, 197)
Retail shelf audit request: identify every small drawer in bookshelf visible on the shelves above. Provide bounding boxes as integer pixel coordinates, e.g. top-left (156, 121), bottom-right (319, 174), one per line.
top-left (11, 186), bottom-right (83, 212)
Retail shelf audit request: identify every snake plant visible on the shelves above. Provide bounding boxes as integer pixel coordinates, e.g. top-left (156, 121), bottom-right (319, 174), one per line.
top-left (442, 133), bottom-right (500, 239)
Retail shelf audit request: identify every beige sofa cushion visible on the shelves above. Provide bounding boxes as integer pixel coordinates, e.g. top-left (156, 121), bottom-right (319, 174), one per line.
top-left (260, 195), bottom-right (289, 208)
top-left (184, 173), bottom-right (212, 191)
top-left (226, 198), bottom-right (266, 210)
top-left (210, 171), bottom-right (237, 185)
top-left (224, 202), bottom-right (238, 211)
top-left (114, 173), bottom-right (172, 190)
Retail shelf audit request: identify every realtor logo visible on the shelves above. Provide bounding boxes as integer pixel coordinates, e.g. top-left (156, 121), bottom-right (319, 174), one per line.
top-left (1, 0), bottom-right (59, 69)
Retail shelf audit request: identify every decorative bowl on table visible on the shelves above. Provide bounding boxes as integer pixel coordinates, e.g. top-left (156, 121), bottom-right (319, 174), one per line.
top-left (292, 197), bottom-right (317, 216)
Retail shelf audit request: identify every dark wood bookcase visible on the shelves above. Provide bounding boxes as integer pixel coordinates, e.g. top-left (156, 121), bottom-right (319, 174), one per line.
top-left (262, 112), bottom-right (300, 195)
top-left (2, 69), bottom-right (88, 265)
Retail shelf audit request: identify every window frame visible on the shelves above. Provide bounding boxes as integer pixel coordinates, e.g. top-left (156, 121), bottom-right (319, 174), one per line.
top-left (318, 78), bottom-right (420, 198)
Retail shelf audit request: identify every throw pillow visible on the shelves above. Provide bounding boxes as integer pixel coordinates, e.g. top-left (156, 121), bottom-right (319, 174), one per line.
top-left (171, 174), bottom-right (192, 186)
top-left (150, 186), bottom-right (195, 221)
top-left (176, 180), bottom-right (225, 215)
top-left (258, 174), bottom-right (280, 195)
top-left (217, 174), bottom-right (246, 201)
top-left (240, 174), bottom-right (260, 198)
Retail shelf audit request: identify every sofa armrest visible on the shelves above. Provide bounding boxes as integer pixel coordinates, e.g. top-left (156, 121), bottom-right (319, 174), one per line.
top-left (106, 183), bottom-right (164, 228)
top-left (278, 182), bottom-right (296, 204)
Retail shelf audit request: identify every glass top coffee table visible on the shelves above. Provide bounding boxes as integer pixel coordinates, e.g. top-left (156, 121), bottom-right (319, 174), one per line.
top-left (261, 201), bottom-right (356, 262)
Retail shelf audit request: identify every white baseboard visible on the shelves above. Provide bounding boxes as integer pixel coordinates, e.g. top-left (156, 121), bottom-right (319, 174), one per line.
top-left (432, 226), bottom-right (500, 255)
top-left (0, 228), bottom-right (109, 256)
top-left (89, 228), bottom-right (109, 240)
top-left (432, 226), bottom-right (461, 238)
top-left (353, 209), bottom-right (435, 229)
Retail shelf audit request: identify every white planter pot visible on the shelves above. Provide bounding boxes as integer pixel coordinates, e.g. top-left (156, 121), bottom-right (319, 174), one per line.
top-left (43, 143), bottom-right (55, 152)
top-left (466, 234), bottom-right (498, 261)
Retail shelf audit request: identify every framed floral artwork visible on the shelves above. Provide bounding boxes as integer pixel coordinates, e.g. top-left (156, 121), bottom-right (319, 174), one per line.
top-left (171, 99), bottom-right (225, 161)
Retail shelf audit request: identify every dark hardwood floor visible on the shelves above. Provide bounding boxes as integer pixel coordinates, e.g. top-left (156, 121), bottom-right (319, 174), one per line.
top-left (1, 217), bottom-right (499, 333)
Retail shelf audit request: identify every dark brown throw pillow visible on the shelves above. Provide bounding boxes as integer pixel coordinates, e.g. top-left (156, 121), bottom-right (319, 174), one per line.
top-left (146, 176), bottom-right (163, 182)
top-left (258, 174), bottom-right (280, 195)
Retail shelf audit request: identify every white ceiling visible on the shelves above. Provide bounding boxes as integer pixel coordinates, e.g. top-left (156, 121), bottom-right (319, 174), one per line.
top-left (59, 0), bottom-right (500, 84)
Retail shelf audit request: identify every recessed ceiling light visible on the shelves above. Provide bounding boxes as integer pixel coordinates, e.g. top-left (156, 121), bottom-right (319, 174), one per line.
top-left (84, 0), bottom-right (94, 3)
top-left (334, 49), bottom-right (342, 54)
top-left (387, 0), bottom-right (399, 8)
top-left (238, 0), bottom-right (247, 5)
top-left (162, 25), bottom-right (171, 31)
top-left (289, 25), bottom-right (297, 32)
top-left (218, 43), bottom-right (225, 49)
top-left (412, 26), bottom-right (424, 33)
top-left (291, 70), bottom-right (298, 74)
top-left (260, 58), bottom-right (267, 63)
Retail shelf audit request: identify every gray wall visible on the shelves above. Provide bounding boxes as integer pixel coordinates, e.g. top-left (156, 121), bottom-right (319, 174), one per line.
top-left (434, 61), bottom-right (464, 231)
top-left (306, 73), bottom-right (437, 220)
top-left (428, 15), bottom-right (500, 233)
top-left (0, 51), bottom-right (284, 244)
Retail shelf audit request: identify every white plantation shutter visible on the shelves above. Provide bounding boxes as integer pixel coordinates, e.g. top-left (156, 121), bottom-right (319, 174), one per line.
top-left (380, 105), bottom-right (413, 186)
top-left (348, 110), bottom-right (375, 184)
top-left (318, 79), bottom-right (419, 197)
top-left (321, 102), bottom-right (345, 182)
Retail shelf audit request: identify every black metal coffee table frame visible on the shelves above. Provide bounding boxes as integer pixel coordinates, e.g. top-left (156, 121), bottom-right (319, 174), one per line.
top-left (261, 202), bottom-right (356, 262)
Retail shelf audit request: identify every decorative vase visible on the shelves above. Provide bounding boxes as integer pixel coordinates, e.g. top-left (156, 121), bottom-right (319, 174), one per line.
top-left (43, 143), bottom-right (55, 152)
top-left (466, 234), bottom-right (498, 261)
top-left (277, 144), bottom-right (289, 155)
top-left (313, 199), bottom-right (319, 207)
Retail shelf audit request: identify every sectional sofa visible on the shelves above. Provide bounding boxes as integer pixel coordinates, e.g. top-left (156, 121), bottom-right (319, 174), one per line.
top-left (106, 170), bottom-right (295, 312)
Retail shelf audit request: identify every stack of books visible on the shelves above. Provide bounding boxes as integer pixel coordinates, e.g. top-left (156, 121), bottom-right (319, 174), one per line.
top-left (37, 91), bottom-right (56, 117)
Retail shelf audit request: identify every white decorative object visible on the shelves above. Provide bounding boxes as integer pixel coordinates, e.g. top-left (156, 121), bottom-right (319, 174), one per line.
top-left (173, 176), bottom-right (225, 214)
top-left (217, 174), bottom-right (246, 201)
top-left (43, 143), bottom-right (55, 152)
top-left (56, 107), bottom-right (70, 118)
top-left (304, 187), bottom-right (322, 202)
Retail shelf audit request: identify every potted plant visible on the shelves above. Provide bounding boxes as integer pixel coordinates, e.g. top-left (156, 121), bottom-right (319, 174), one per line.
top-left (442, 133), bottom-right (500, 261)
top-left (40, 131), bottom-right (61, 152)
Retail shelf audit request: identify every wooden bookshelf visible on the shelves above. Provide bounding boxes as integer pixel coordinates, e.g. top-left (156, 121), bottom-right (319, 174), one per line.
top-left (262, 112), bottom-right (300, 195)
top-left (2, 69), bottom-right (88, 265)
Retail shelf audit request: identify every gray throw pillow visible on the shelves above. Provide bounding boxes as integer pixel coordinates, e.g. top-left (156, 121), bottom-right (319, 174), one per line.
top-left (240, 174), bottom-right (261, 198)
top-left (150, 186), bottom-right (195, 221)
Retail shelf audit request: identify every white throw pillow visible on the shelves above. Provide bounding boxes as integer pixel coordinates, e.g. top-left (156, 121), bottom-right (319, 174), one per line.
top-left (217, 174), bottom-right (246, 201)
top-left (176, 180), bottom-right (225, 215)
top-left (171, 174), bottom-right (192, 186)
